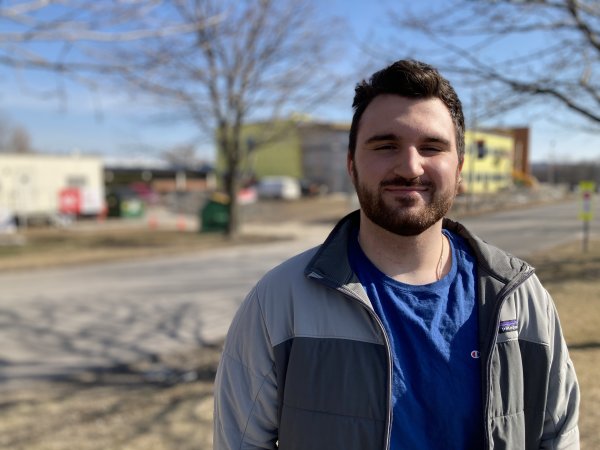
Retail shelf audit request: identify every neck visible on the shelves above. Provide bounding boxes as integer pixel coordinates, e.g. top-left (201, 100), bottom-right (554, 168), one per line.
top-left (357, 211), bottom-right (451, 285)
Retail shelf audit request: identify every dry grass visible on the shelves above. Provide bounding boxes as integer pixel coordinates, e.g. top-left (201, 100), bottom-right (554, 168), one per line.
top-left (528, 240), bottom-right (600, 449)
top-left (0, 227), bottom-right (283, 272)
top-left (0, 348), bottom-right (221, 450)
top-left (0, 196), bottom-right (351, 272)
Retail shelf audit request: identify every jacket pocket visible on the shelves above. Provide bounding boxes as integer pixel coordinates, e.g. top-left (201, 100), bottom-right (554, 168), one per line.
top-left (274, 337), bottom-right (387, 450)
top-left (489, 410), bottom-right (525, 450)
top-left (489, 339), bottom-right (551, 449)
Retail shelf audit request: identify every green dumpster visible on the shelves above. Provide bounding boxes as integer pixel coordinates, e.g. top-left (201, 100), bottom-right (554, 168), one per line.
top-left (200, 193), bottom-right (230, 232)
top-left (106, 190), bottom-right (144, 218)
top-left (106, 192), bottom-right (121, 218)
top-left (121, 198), bottom-right (144, 218)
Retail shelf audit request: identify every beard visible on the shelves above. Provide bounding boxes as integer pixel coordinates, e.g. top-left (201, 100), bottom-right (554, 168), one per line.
top-left (353, 169), bottom-right (457, 236)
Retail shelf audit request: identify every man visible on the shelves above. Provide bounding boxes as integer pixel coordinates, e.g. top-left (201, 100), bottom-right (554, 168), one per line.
top-left (213, 59), bottom-right (580, 449)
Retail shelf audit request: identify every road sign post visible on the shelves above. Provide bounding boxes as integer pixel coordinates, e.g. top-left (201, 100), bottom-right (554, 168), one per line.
top-left (579, 181), bottom-right (595, 252)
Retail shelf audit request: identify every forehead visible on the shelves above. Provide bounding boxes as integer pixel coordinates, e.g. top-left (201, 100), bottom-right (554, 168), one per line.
top-left (357, 94), bottom-right (456, 144)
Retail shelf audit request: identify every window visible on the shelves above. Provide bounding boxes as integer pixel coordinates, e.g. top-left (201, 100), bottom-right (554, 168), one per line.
top-left (67, 176), bottom-right (87, 188)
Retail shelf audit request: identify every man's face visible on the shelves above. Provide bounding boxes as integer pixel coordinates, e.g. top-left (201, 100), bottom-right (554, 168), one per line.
top-left (348, 94), bottom-right (462, 236)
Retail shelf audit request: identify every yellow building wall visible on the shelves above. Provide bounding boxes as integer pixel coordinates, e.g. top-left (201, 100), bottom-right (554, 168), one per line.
top-left (249, 122), bottom-right (303, 180)
top-left (462, 131), bottom-right (514, 194)
top-left (216, 121), bottom-right (303, 183)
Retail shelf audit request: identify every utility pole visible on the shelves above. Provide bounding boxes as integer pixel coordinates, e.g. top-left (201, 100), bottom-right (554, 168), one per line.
top-left (467, 92), bottom-right (477, 211)
top-left (547, 140), bottom-right (556, 184)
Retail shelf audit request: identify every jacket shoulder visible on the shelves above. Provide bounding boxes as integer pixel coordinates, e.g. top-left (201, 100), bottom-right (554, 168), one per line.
top-left (443, 218), bottom-right (532, 282)
top-left (259, 245), bottom-right (321, 288)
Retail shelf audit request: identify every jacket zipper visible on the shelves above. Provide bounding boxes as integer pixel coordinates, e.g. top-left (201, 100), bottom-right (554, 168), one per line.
top-left (481, 268), bottom-right (535, 449)
top-left (308, 272), bottom-right (393, 450)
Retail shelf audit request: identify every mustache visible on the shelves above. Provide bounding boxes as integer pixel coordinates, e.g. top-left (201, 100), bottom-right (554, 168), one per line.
top-left (380, 177), bottom-right (432, 188)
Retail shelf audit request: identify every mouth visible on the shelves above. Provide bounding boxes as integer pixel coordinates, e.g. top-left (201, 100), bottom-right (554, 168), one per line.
top-left (382, 185), bottom-right (428, 192)
top-left (380, 180), bottom-right (432, 204)
top-left (381, 181), bottom-right (430, 194)
top-left (382, 187), bottom-right (430, 207)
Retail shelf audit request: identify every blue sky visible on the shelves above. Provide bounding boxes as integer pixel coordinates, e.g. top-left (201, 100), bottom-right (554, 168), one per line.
top-left (1, 0), bottom-right (599, 164)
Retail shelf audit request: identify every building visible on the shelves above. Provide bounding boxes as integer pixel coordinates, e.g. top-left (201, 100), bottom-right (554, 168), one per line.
top-left (0, 153), bottom-right (104, 223)
top-left (218, 118), bottom-right (351, 194)
top-left (297, 122), bottom-right (351, 193)
top-left (485, 127), bottom-right (531, 176)
top-left (104, 160), bottom-right (215, 195)
top-left (463, 130), bottom-right (515, 194)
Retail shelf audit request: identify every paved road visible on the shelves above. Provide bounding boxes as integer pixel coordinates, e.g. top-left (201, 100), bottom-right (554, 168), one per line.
top-left (0, 198), bottom-right (597, 385)
top-left (0, 223), bottom-right (329, 385)
top-left (458, 197), bottom-right (599, 256)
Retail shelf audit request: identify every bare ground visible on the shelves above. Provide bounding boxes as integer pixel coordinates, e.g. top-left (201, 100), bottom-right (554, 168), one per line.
top-left (0, 197), bottom-right (598, 449)
top-left (528, 241), bottom-right (600, 450)
top-left (0, 348), bottom-right (221, 450)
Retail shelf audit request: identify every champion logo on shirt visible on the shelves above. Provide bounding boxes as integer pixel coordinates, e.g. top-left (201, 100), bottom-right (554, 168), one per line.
top-left (470, 350), bottom-right (480, 359)
top-left (499, 319), bottom-right (518, 334)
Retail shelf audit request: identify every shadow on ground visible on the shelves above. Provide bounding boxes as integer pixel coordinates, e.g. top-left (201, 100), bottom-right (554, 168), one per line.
top-left (0, 344), bottom-right (222, 450)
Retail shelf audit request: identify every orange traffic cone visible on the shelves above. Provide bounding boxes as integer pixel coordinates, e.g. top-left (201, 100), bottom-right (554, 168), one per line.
top-left (176, 215), bottom-right (187, 232)
top-left (97, 203), bottom-right (108, 223)
top-left (148, 213), bottom-right (158, 230)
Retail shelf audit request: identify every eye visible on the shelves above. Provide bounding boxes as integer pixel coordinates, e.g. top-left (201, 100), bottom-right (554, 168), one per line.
top-left (421, 146), bottom-right (444, 153)
top-left (374, 143), bottom-right (396, 151)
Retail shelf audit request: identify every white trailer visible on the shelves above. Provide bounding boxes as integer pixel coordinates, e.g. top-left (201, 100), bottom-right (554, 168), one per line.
top-left (0, 153), bottom-right (104, 224)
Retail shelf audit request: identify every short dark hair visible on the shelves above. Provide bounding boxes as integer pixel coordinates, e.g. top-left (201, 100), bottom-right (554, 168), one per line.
top-left (348, 59), bottom-right (465, 163)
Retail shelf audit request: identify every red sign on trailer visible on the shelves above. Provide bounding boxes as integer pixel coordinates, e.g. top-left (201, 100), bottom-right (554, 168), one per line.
top-left (59, 188), bottom-right (81, 215)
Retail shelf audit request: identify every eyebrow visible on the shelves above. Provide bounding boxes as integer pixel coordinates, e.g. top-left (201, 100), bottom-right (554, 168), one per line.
top-left (364, 133), bottom-right (451, 146)
top-left (364, 133), bottom-right (398, 145)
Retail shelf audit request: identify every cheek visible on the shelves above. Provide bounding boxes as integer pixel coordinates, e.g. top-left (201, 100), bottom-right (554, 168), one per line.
top-left (430, 159), bottom-right (460, 179)
top-left (356, 154), bottom-right (392, 180)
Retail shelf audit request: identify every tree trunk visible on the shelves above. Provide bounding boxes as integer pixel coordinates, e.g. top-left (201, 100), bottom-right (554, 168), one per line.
top-left (221, 131), bottom-right (241, 239)
top-left (224, 166), bottom-right (240, 239)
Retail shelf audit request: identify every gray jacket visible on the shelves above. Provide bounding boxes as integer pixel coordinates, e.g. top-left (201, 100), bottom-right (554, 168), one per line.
top-left (213, 212), bottom-right (580, 449)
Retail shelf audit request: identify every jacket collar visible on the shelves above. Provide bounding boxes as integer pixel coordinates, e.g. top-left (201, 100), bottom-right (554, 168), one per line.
top-left (304, 210), bottom-right (359, 287)
top-left (442, 217), bottom-right (532, 284)
top-left (305, 210), bottom-right (533, 289)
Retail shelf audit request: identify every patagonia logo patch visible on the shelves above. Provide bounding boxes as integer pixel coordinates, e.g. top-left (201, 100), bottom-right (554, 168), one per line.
top-left (499, 319), bottom-right (518, 334)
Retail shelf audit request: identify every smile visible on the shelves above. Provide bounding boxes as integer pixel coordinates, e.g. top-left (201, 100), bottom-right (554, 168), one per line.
top-left (384, 185), bottom-right (428, 191)
top-left (382, 185), bottom-right (429, 195)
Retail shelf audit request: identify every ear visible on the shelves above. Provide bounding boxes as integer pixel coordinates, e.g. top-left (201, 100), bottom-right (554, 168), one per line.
top-left (347, 151), bottom-right (355, 181)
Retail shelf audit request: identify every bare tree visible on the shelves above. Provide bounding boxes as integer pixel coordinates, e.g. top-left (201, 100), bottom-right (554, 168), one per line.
top-left (0, 115), bottom-right (10, 151)
top-left (0, 0), bottom-right (218, 116)
top-left (2, 1), bottom-right (345, 236)
top-left (100, 0), bottom-right (345, 237)
top-left (0, 116), bottom-right (33, 152)
top-left (10, 126), bottom-right (33, 153)
top-left (384, 0), bottom-right (600, 128)
top-left (0, 1), bottom-right (209, 70)
top-left (162, 143), bottom-right (199, 168)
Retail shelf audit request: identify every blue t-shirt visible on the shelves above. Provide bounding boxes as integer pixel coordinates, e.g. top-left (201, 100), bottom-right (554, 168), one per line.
top-left (348, 228), bottom-right (484, 449)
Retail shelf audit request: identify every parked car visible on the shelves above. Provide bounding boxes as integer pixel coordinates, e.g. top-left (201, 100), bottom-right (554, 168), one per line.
top-left (300, 179), bottom-right (329, 197)
top-left (256, 176), bottom-right (301, 200)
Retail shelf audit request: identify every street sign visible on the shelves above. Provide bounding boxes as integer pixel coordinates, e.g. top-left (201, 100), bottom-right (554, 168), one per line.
top-left (579, 181), bottom-right (595, 222)
top-left (579, 180), bottom-right (595, 252)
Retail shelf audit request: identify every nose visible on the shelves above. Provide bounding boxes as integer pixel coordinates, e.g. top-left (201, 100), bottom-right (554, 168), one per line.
top-left (392, 146), bottom-right (424, 180)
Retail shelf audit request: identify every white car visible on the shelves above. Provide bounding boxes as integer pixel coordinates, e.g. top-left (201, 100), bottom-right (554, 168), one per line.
top-left (0, 208), bottom-right (16, 233)
top-left (257, 176), bottom-right (301, 200)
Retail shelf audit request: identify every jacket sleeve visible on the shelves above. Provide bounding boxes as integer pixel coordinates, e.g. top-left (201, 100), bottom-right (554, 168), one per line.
top-left (540, 289), bottom-right (580, 450)
top-left (213, 287), bottom-right (279, 450)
